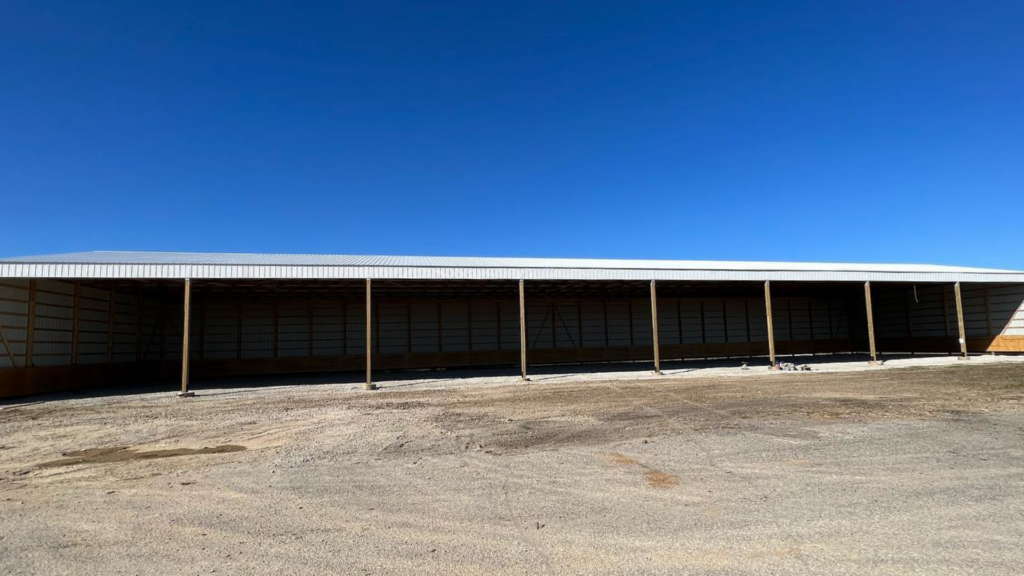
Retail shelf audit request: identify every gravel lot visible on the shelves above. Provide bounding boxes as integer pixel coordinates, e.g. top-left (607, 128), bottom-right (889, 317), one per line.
top-left (2, 355), bottom-right (1024, 575)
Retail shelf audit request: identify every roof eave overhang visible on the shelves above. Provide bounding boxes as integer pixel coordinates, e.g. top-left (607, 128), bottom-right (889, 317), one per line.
top-left (2, 262), bottom-right (1023, 284)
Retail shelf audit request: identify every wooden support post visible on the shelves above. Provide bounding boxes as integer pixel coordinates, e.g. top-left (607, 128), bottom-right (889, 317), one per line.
top-left (864, 281), bottom-right (878, 365)
top-left (26, 280), bottom-right (36, 368)
top-left (955, 282), bottom-right (969, 360)
top-left (179, 279), bottom-right (194, 397)
top-left (519, 279), bottom-right (528, 380)
top-left (71, 282), bottom-right (81, 365)
top-left (764, 281), bottom-right (777, 368)
top-left (364, 279), bottom-right (376, 390)
top-left (650, 280), bottom-right (661, 374)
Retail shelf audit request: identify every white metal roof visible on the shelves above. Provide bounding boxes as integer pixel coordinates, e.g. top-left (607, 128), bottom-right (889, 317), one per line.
top-left (1, 251), bottom-right (1022, 283)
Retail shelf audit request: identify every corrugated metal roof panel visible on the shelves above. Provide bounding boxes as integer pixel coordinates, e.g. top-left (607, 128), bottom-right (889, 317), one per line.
top-left (1, 251), bottom-right (1022, 283)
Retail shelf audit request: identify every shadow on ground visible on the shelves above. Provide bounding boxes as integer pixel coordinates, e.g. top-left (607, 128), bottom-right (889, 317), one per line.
top-left (2, 351), bottom-right (971, 407)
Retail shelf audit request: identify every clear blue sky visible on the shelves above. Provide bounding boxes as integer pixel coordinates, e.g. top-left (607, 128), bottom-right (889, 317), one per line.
top-left (2, 1), bottom-right (1022, 268)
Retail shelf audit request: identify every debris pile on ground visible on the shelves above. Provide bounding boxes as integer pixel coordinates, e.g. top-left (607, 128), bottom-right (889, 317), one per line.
top-left (775, 362), bottom-right (813, 372)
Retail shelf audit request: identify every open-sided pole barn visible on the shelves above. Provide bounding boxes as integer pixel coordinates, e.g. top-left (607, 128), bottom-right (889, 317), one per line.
top-left (1, 252), bottom-right (1023, 399)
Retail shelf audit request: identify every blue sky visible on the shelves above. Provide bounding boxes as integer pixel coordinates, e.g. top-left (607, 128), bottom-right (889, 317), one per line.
top-left (1, 1), bottom-right (1022, 268)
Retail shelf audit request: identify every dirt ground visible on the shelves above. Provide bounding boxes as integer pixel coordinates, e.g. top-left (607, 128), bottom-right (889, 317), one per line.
top-left (2, 356), bottom-right (1024, 575)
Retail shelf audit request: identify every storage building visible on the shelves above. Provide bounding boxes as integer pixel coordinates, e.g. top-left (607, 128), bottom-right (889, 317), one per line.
top-left (1, 251), bottom-right (1023, 398)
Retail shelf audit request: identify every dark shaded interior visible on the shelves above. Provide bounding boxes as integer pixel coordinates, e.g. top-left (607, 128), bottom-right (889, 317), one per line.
top-left (0, 277), bottom-right (1021, 399)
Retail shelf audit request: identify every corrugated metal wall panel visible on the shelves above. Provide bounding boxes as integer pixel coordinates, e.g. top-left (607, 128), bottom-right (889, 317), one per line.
top-left (657, 300), bottom-right (681, 346)
top-left (242, 303), bottom-right (275, 359)
top-left (162, 306), bottom-right (183, 361)
top-left (312, 304), bottom-right (346, 357)
top-left (702, 300), bottom-right (726, 344)
top-left (441, 303), bottom-right (471, 352)
top-left (788, 299), bottom-right (812, 341)
top-left (276, 303), bottom-right (309, 357)
top-left (907, 285), bottom-right (948, 337)
top-left (679, 300), bottom-right (703, 344)
top-left (810, 300), bottom-right (831, 340)
top-left (378, 303), bottom-right (408, 354)
top-left (987, 285), bottom-right (1024, 335)
top-left (875, 288), bottom-right (909, 339)
top-left (725, 299), bottom-right (748, 343)
top-left (960, 286), bottom-right (988, 336)
top-left (76, 285), bottom-right (111, 365)
top-left (32, 283), bottom-right (74, 366)
top-left (606, 302), bottom-right (632, 346)
top-left (553, 304), bottom-right (580, 349)
top-left (499, 302), bottom-right (520, 350)
top-left (345, 302), bottom-right (366, 355)
top-left (772, 299), bottom-right (792, 341)
top-left (471, 302), bottom-right (501, 352)
top-left (748, 298), bottom-right (769, 342)
top-left (631, 299), bottom-right (653, 346)
top-left (203, 303), bottom-right (239, 360)
top-left (581, 303), bottom-right (608, 347)
top-left (411, 303), bottom-right (439, 352)
top-left (526, 304), bottom-right (553, 350)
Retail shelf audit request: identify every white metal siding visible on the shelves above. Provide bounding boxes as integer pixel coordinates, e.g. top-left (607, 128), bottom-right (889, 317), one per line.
top-left (3, 251), bottom-right (1024, 284)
